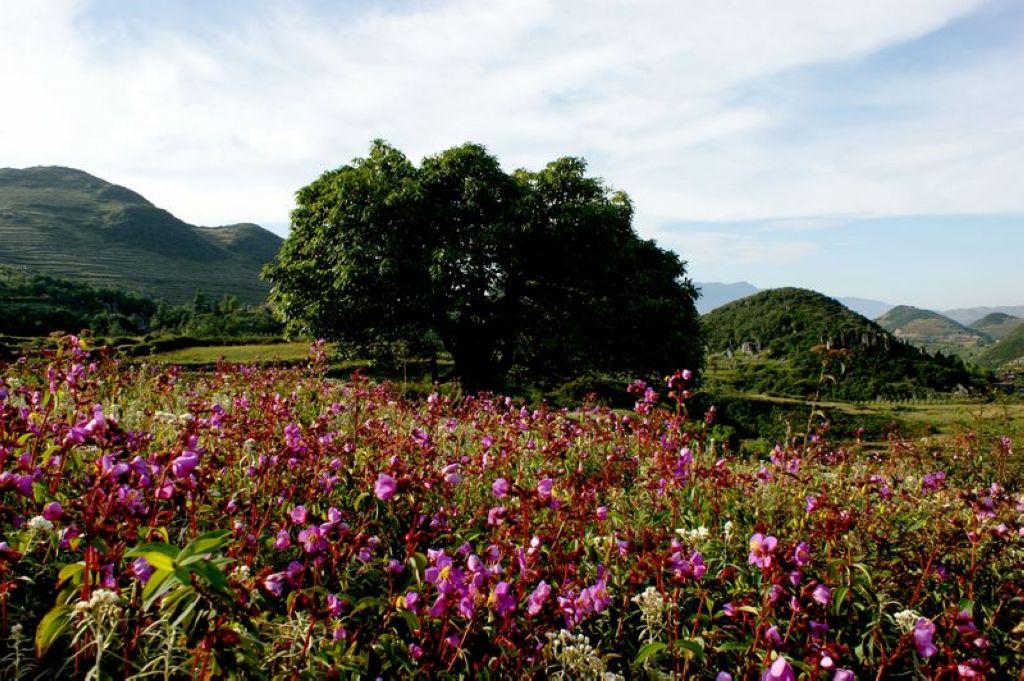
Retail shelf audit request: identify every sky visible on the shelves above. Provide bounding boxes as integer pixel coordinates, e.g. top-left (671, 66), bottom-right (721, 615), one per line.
top-left (2, 0), bottom-right (1022, 309)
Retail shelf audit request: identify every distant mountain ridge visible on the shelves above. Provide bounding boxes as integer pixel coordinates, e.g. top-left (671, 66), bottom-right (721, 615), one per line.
top-left (970, 313), bottom-right (1024, 341)
top-left (943, 306), bottom-right (1024, 326)
top-left (694, 280), bottom-right (893, 318)
top-left (0, 166), bottom-right (282, 304)
top-left (875, 305), bottom-right (990, 355)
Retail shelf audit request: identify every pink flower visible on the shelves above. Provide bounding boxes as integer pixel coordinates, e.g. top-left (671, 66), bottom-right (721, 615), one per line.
top-left (273, 529), bottom-right (291, 549)
top-left (42, 501), bottom-right (63, 522)
top-left (761, 657), bottom-right (795, 681)
top-left (914, 617), bottom-right (938, 658)
top-left (537, 478), bottom-right (553, 498)
top-left (492, 477), bottom-right (510, 498)
top-left (748, 533), bottom-right (778, 569)
top-left (290, 505), bottom-right (308, 525)
top-left (812, 583), bottom-right (832, 605)
top-left (374, 473), bottom-right (397, 501)
top-left (527, 580), bottom-right (551, 616)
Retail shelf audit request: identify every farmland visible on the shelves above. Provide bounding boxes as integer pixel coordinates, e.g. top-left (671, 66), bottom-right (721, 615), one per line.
top-left (1, 337), bottom-right (1022, 678)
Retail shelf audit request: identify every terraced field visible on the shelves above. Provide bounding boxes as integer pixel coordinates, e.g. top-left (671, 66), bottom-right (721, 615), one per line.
top-left (0, 166), bottom-right (281, 304)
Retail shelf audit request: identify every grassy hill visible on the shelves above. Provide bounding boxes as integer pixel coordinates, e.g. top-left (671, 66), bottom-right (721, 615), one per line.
top-left (970, 312), bottom-right (1024, 341)
top-left (0, 166), bottom-right (282, 304)
top-left (702, 288), bottom-right (975, 400)
top-left (876, 304), bottom-right (990, 355)
top-left (979, 324), bottom-right (1024, 369)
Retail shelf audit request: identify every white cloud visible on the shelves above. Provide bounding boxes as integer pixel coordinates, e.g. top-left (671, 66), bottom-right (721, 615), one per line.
top-left (0, 0), bottom-right (1012, 239)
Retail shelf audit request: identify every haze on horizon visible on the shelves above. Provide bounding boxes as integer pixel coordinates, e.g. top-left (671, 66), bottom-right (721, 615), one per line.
top-left (2, 0), bottom-right (1022, 310)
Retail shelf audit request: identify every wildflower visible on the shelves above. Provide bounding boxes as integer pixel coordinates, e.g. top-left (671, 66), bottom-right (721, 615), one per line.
top-left (273, 529), bottom-right (291, 549)
top-left (297, 525), bottom-right (327, 554)
top-left (913, 617), bottom-right (938, 658)
top-left (748, 533), bottom-right (778, 569)
top-left (812, 583), bottom-right (832, 605)
top-left (374, 473), bottom-right (397, 501)
top-left (537, 478), bottom-right (554, 499)
top-left (42, 501), bottom-right (63, 522)
top-left (263, 573), bottom-right (287, 597)
top-left (527, 580), bottom-right (551, 616)
top-left (596, 505), bottom-right (608, 521)
top-left (171, 451), bottom-right (199, 479)
top-left (290, 505), bottom-right (308, 525)
top-left (130, 557), bottom-right (154, 583)
top-left (487, 506), bottom-right (507, 526)
top-left (792, 541), bottom-right (810, 567)
top-left (761, 656), bottom-right (795, 681)
top-left (27, 515), bottom-right (54, 533)
top-left (894, 608), bottom-right (919, 633)
top-left (489, 581), bottom-right (516, 617)
top-left (805, 496), bottom-right (820, 514)
top-left (833, 671), bottom-right (854, 681)
top-left (493, 477), bottom-right (510, 498)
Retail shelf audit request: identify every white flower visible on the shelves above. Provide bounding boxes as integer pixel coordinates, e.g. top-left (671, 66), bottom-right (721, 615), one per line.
top-left (675, 526), bottom-right (710, 545)
top-left (894, 608), bottom-right (919, 633)
top-left (27, 516), bottom-right (54, 533)
top-left (723, 521), bottom-right (735, 541)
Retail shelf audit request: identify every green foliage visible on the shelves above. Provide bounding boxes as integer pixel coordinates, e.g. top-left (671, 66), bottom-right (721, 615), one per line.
top-left (0, 166), bottom-right (281, 304)
top-left (969, 312), bottom-right (1024, 341)
top-left (264, 141), bottom-right (703, 390)
top-left (0, 265), bottom-right (282, 338)
top-left (702, 287), bottom-right (977, 400)
top-left (979, 323), bottom-right (1024, 369)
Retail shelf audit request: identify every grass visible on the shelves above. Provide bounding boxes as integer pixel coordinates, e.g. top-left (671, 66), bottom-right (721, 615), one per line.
top-left (148, 341), bottom-right (323, 365)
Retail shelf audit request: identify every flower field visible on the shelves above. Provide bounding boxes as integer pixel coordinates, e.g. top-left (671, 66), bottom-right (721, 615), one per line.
top-left (1, 338), bottom-right (1022, 679)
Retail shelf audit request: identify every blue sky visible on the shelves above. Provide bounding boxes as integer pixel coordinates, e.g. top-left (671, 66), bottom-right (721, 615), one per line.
top-left (2, 0), bottom-right (1021, 309)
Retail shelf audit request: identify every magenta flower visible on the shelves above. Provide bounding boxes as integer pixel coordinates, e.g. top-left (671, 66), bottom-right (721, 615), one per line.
top-left (374, 473), bottom-right (397, 501)
top-left (537, 478), bottom-right (553, 498)
top-left (130, 557), bottom-right (154, 583)
top-left (297, 525), bottom-right (327, 554)
top-left (489, 581), bottom-right (516, 617)
top-left (748, 533), bottom-right (778, 569)
top-left (171, 451), bottom-right (198, 479)
top-left (833, 671), bottom-right (854, 681)
top-left (596, 505), bottom-right (608, 521)
top-left (263, 573), bottom-right (287, 597)
top-left (290, 505), bottom-right (308, 525)
top-left (761, 656), bottom-right (795, 681)
top-left (913, 617), bottom-right (938, 658)
top-left (527, 580), bottom-right (551, 616)
top-left (42, 501), bottom-right (63, 522)
top-left (792, 541), bottom-right (810, 567)
top-left (273, 529), bottom-right (291, 549)
top-left (492, 477), bottom-right (510, 498)
top-left (812, 583), bottom-right (832, 605)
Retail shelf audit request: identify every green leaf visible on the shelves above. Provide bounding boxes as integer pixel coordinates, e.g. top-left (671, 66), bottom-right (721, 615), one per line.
top-left (142, 569), bottom-right (176, 609)
top-left (57, 561), bottom-right (85, 586)
top-left (673, 637), bottom-right (705, 661)
top-left (352, 596), bottom-right (386, 615)
top-left (634, 641), bottom-right (667, 664)
top-left (178, 529), bottom-right (232, 564)
top-left (717, 640), bottom-right (751, 652)
top-left (187, 559), bottom-right (232, 597)
top-left (35, 604), bottom-right (73, 656)
top-left (126, 542), bottom-right (179, 560)
top-left (141, 551), bottom-right (176, 573)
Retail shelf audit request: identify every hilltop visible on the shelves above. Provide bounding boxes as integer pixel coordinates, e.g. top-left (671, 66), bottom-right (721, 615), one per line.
top-left (875, 305), bottom-right (990, 355)
top-left (0, 166), bottom-right (282, 304)
top-left (970, 312), bottom-right (1024, 341)
top-left (979, 323), bottom-right (1024, 369)
top-left (944, 305), bottom-right (1024, 325)
top-left (702, 287), bottom-right (974, 400)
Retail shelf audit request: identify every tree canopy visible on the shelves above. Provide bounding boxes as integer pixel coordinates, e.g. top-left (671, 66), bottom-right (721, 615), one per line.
top-left (263, 141), bottom-right (702, 390)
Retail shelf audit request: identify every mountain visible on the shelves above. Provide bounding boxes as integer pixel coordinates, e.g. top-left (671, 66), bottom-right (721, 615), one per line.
top-left (0, 166), bottom-right (282, 304)
top-left (837, 296), bottom-right (893, 319)
top-left (702, 287), bottom-right (974, 400)
top-left (943, 305), bottom-right (1024, 326)
top-left (979, 324), bottom-right (1024, 369)
top-left (970, 313), bottom-right (1024, 341)
top-left (875, 305), bottom-right (990, 354)
top-left (694, 281), bottom-right (758, 314)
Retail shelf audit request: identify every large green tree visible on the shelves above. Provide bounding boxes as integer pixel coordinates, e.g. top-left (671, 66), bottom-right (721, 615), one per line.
top-left (264, 141), bottom-right (702, 390)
